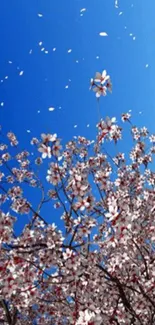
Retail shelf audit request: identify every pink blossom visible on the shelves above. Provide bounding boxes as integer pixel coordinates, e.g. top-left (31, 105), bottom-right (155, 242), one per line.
top-left (41, 133), bottom-right (57, 143)
top-left (38, 144), bottom-right (52, 158)
top-left (94, 70), bottom-right (110, 85)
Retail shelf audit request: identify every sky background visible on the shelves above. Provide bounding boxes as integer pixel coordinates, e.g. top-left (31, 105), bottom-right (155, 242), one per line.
top-left (0, 0), bottom-right (155, 233)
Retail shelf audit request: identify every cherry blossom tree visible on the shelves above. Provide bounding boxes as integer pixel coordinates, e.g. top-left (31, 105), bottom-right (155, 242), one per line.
top-left (0, 71), bottom-right (155, 325)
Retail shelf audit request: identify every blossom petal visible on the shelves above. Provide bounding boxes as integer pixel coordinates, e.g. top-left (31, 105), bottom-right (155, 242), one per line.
top-left (99, 32), bottom-right (108, 37)
top-left (102, 70), bottom-right (106, 78)
top-left (96, 92), bottom-right (101, 98)
top-left (95, 72), bottom-right (102, 81)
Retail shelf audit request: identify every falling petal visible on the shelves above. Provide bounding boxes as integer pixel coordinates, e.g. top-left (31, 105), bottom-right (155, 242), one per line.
top-left (145, 64), bottom-right (149, 68)
top-left (65, 85), bottom-right (69, 89)
top-left (99, 32), bottom-right (108, 37)
top-left (29, 49), bottom-right (32, 54)
top-left (119, 11), bottom-right (123, 15)
top-left (115, 0), bottom-right (118, 8)
top-left (8, 61), bottom-right (12, 64)
top-left (49, 107), bottom-right (55, 111)
top-left (38, 13), bottom-right (43, 17)
top-left (39, 41), bottom-right (43, 46)
top-left (27, 130), bottom-right (31, 133)
top-left (74, 125), bottom-right (77, 128)
top-left (41, 48), bottom-right (45, 52)
top-left (5, 76), bottom-right (8, 79)
top-left (67, 49), bottom-right (72, 53)
top-left (53, 48), bottom-right (56, 51)
top-left (133, 36), bottom-right (136, 41)
top-left (45, 50), bottom-right (48, 54)
top-left (1, 102), bottom-right (4, 107)
top-left (80, 8), bottom-right (86, 12)
top-left (19, 71), bottom-right (24, 76)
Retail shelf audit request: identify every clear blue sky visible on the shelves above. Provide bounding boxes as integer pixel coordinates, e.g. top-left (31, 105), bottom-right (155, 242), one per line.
top-left (0, 0), bottom-right (155, 232)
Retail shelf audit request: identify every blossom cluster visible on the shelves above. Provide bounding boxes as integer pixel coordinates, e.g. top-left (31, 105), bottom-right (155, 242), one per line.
top-left (1, 72), bottom-right (155, 325)
top-left (90, 70), bottom-right (112, 98)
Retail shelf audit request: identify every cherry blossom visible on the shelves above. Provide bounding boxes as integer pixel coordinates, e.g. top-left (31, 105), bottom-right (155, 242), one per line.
top-left (93, 85), bottom-right (107, 98)
top-left (41, 133), bottom-right (57, 143)
top-left (38, 144), bottom-right (52, 158)
top-left (94, 70), bottom-right (110, 84)
top-left (0, 71), bottom-right (155, 325)
top-left (90, 69), bottom-right (112, 99)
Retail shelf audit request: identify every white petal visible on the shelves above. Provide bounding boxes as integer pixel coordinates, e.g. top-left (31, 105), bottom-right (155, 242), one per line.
top-left (41, 133), bottom-right (46, 139)
top-left (67, 49), bottom-right (72, 53)
top-left (49, 107), bottom-right (55, 111)
top-left (99, 32), bottom-right (108, 37)
top-left (96, 92), bottom-right (101, 98)
top-left (51, 133), bottom-right (57, 141)
top-left (102, 70), bottom-right (106, 78)
top-left (92, 87), bottom-right (98, 93)
top-left (95, 72), bottom-right (102, 80)
top-left (38, 13), bottom-right (43, 17)
top-left (19, 71), bottom-right (24, 76)
top-left (42, 153), bottom-right (47, 159)
top-left (95, 79), bottom-right (101, 83)
top-left (115, 0), bottom-right (118, 8)
top-left (111, 117), bottom-right (116, 123)
top-left (80, 8), bottom-right (86, 12)
top-left (38, 147), bottom-right (44, 153)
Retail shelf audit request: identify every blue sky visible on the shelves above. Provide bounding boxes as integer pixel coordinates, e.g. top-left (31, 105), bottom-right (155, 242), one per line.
top-left (0, 0), bottom-right (155, 233)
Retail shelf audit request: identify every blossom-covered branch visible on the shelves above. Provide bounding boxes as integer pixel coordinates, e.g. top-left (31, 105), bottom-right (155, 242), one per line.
top-left (0, 71), bottom-right (155, 324)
